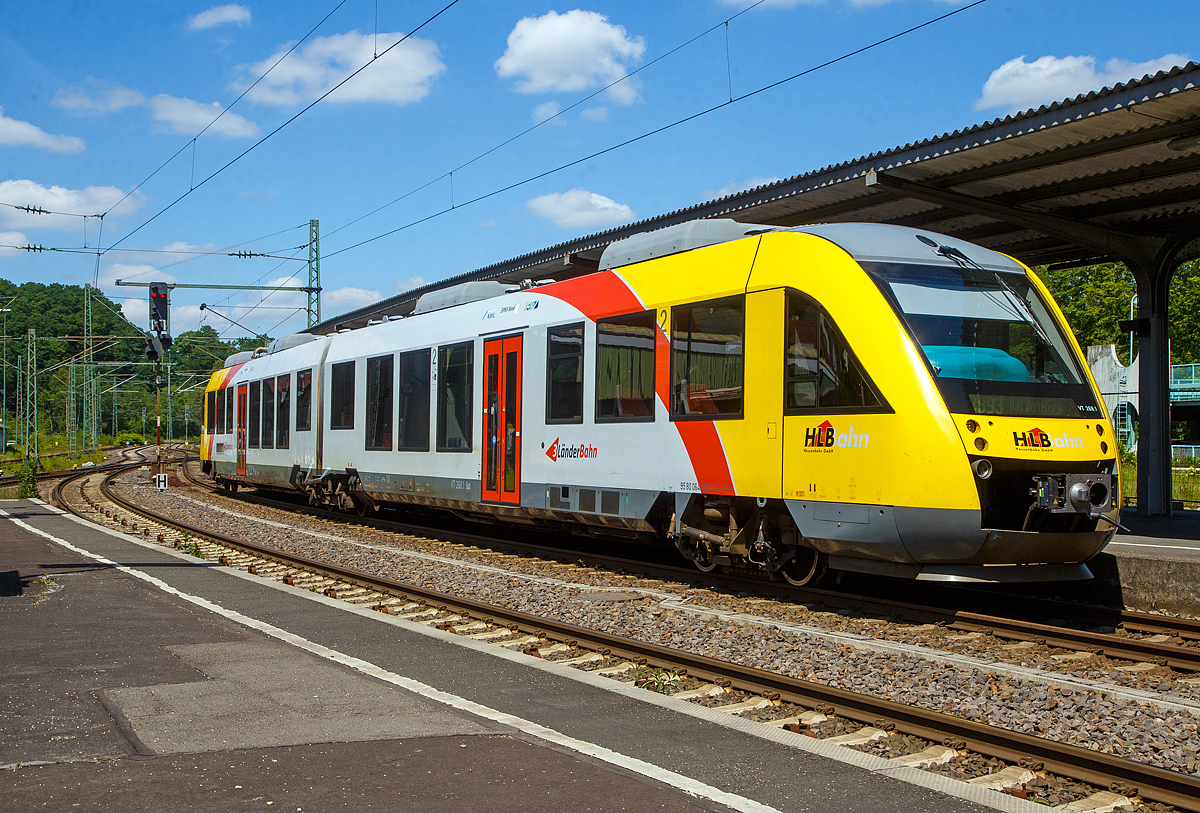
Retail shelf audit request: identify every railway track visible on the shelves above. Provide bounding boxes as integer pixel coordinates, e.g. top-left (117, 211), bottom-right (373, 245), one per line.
top-left (49, 459), bottom-right (1200, 811)
top-left (177, 458), bottom-right (1200, 675)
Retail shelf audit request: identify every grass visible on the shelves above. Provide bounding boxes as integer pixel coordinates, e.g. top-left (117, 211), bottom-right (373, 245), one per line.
top-left (32, 575), bottom-right (59, 603)
top-left (1120, 462), bottom-right (1200, 506)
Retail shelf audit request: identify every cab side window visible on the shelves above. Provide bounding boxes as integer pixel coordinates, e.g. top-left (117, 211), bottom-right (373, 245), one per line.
top-left (670, 296), bottom-right (744, 419)
top-left (786, 291), bottom-right (883, 412)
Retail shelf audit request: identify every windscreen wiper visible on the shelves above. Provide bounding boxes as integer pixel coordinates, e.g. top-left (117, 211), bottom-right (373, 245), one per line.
top-left (935, 244), bottom-right (1055, 350)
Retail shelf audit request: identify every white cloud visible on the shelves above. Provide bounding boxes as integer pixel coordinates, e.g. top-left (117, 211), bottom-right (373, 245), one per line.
top-left (703, 176), bottom-right (782, 200)
top-left (976, 53), bottom-right (1189, 113)
top-left (0, 179), bottom-right (141, 231)
top-left (527, 188), bottom-right (634, 229)
top-left (148, 94), bottom-right (260, 137)
top-left (100, 263), bottom-right (176, 291)
top-left (53, 84), bottom-right (146, 115)
top-left (188, 4), bottom-right (251, 31)
top-left (495, 10), bottom-right (645, 105)
top-left (121, 297), bottom-right (149, 328)
top-left (51, 83), bottom-right (259, 138)
top-left (478, 220), bottom-right (495, 229)
top-left (325, 286), bottom-right (383, 309)
top-left (580, 106), bottom-right (608, 122)
top-left (236, 31), bottom-right (445, 106)
top-left (0, 231), bottom-right (27, 256)
top-left (532, 101), bottom-right (564, 125)
top-left (392, 276), bottom-right (426, 294)
top-left (0, 107), bottom-right (85, 153)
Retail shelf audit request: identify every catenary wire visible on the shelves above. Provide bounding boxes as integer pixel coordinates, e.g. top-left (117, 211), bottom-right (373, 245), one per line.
top-left (100, 0), bottom-right (353, 220)
top-left (102, 0), bottom-right (463, 254)
top-left (324, 0), bottom-right (771, 241)
top-left (326, 0), bottom-right (988, 260)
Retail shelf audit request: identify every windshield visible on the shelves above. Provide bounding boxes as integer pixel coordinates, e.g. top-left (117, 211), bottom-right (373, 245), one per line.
top-left (865, 262), bottom-right (1100, 419)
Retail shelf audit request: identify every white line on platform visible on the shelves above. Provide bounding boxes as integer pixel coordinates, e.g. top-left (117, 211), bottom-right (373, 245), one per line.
top-left (1108, 540), bottom-right (1200, 550)
top-left (1, 507), bottom-right (779, 813)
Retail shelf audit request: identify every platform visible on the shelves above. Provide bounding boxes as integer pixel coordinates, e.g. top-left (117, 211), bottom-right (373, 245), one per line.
top-left (0, 499), bottom-right (1026, 813)
top-left (1095, 509), bottom-right (1200, 616)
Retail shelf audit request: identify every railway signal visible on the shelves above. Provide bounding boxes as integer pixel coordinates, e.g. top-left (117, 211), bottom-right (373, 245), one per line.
top-left (144, 334), bottom-right (166, 361)
top-left (148, 282), bottom-right (170, 334)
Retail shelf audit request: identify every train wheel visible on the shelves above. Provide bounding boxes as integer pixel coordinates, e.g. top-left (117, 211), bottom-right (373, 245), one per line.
top-left (354, 500), bottom-right (372, 518)
top-left (782, 548), bottom-right (825, 587)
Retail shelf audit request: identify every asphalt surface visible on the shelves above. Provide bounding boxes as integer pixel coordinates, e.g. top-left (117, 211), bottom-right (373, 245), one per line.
top-left (1, 499), bottom-right (1013, 813)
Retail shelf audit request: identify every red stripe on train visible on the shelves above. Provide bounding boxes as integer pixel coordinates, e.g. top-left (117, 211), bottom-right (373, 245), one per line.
top-left (542, 272), bottom-right (735, 496)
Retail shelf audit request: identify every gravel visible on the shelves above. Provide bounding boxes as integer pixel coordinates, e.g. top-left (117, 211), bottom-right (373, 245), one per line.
top-left (107, 469), bottom-right (1200, 778)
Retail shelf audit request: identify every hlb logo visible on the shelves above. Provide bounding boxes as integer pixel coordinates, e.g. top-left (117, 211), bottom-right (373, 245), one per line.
top-left (546, 438), bottom-right (597, 462)
top-left (1013, 427), bottom-right (1083, 449)
top-left (803, 420), bottom-right (869, 452)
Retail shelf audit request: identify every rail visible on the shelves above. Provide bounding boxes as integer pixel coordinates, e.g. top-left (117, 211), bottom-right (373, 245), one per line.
top-left (57, 461), bottom-right (1200, 812)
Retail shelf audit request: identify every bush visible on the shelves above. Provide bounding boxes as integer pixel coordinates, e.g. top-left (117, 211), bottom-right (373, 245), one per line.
top-left (116, 432), bottom-right (146, 445)
top-left (15, 461), bottom-right (37, 499)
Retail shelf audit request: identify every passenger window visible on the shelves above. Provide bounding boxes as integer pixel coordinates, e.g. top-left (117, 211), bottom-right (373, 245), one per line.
top-left (437, 341), bottom-right (473, 451)
top-left (216, 388), bottom-right (226, 435)
top-left (207, 390), bottom-right (216, 435)
top-left (330, 361), bottom-right (355, 430)
top-left (597, 311), bottom-right (656, 422)
top-left (366, 354), bottom-right (394, 451)
top-left (397, 348), bottom-right (431, 451)
top-left (786, 291), bottom-right (882, 411)
top-left (262, 377), bottom-right (275, 449)
top-left (276, 374), bottom-right (290, 449)
top-left (248, 380), bottom-right (261, 448)
top-left (547, 323), bottom-right (584, 423)
top-left (296, 369), bottom-right (313, 431)
top-left (224, 386), bottom-right (233, 434)
top-left (670, 296), bottom-right (744, 419)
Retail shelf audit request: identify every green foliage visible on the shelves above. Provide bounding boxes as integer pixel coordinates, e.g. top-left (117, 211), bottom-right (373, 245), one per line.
top-left (1034, 259), bottom-right (1200, 366)
top-left (116, 432), bottom-right (146, 445)
top-left (0, 278), bottom-right (261, 440)
top-left (1034, 264), bottom-right (1137, 364)
top-left (630, 666), bottom-right (685, 694)
top-left (15, 461), bottom-right (37, 498)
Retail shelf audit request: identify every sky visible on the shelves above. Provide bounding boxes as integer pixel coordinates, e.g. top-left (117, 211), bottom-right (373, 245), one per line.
top-left (0, 0), bottom-right (1194, 343)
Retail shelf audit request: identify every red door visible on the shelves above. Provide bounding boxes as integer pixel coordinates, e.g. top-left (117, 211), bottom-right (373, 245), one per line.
top-left (482, 335), bottom-right (522, 504)
top-left (236, 383), bottom-right (248, 476)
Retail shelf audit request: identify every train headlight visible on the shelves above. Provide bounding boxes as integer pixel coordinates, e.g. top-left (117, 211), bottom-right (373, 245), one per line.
top-left (972, 458), bottom-right (993, 479)
top-left (965, 419), bottom-right (979, 433)
top-left (974, 437), bottom-right (988, 452)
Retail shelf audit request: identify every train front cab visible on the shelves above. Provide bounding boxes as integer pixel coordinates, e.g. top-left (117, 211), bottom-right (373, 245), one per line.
top-left (199, 368), bottom-right (224, 477)
top-left (743, 227), bottom-right (1118, 582)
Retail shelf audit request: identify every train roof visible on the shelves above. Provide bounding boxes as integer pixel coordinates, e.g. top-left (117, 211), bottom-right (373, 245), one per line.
top-left (597, 219), bottom-right (1024, 274)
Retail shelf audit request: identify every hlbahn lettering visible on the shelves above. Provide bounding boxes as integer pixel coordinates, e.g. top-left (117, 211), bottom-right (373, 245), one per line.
top-left (1013, 427), bottom-right (1083, 449)
top-left (803, 420), bottom-right (868, 452)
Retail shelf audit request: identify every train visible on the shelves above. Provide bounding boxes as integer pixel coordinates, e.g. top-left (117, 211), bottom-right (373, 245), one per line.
top-left (200, 220), bottom-right (1120, 584)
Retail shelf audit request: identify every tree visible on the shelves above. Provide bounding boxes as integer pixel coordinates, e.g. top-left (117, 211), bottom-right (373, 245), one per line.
top-left (1035, 259), bottom-right (1200, 366)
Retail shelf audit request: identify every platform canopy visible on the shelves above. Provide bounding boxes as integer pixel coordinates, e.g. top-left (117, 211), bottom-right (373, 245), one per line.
top-left (315, 62), bottom-right (1200, 516)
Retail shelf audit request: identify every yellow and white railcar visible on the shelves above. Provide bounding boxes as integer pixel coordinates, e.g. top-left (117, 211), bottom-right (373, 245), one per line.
top-left (201, 221), bottom-right (1119, 583)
